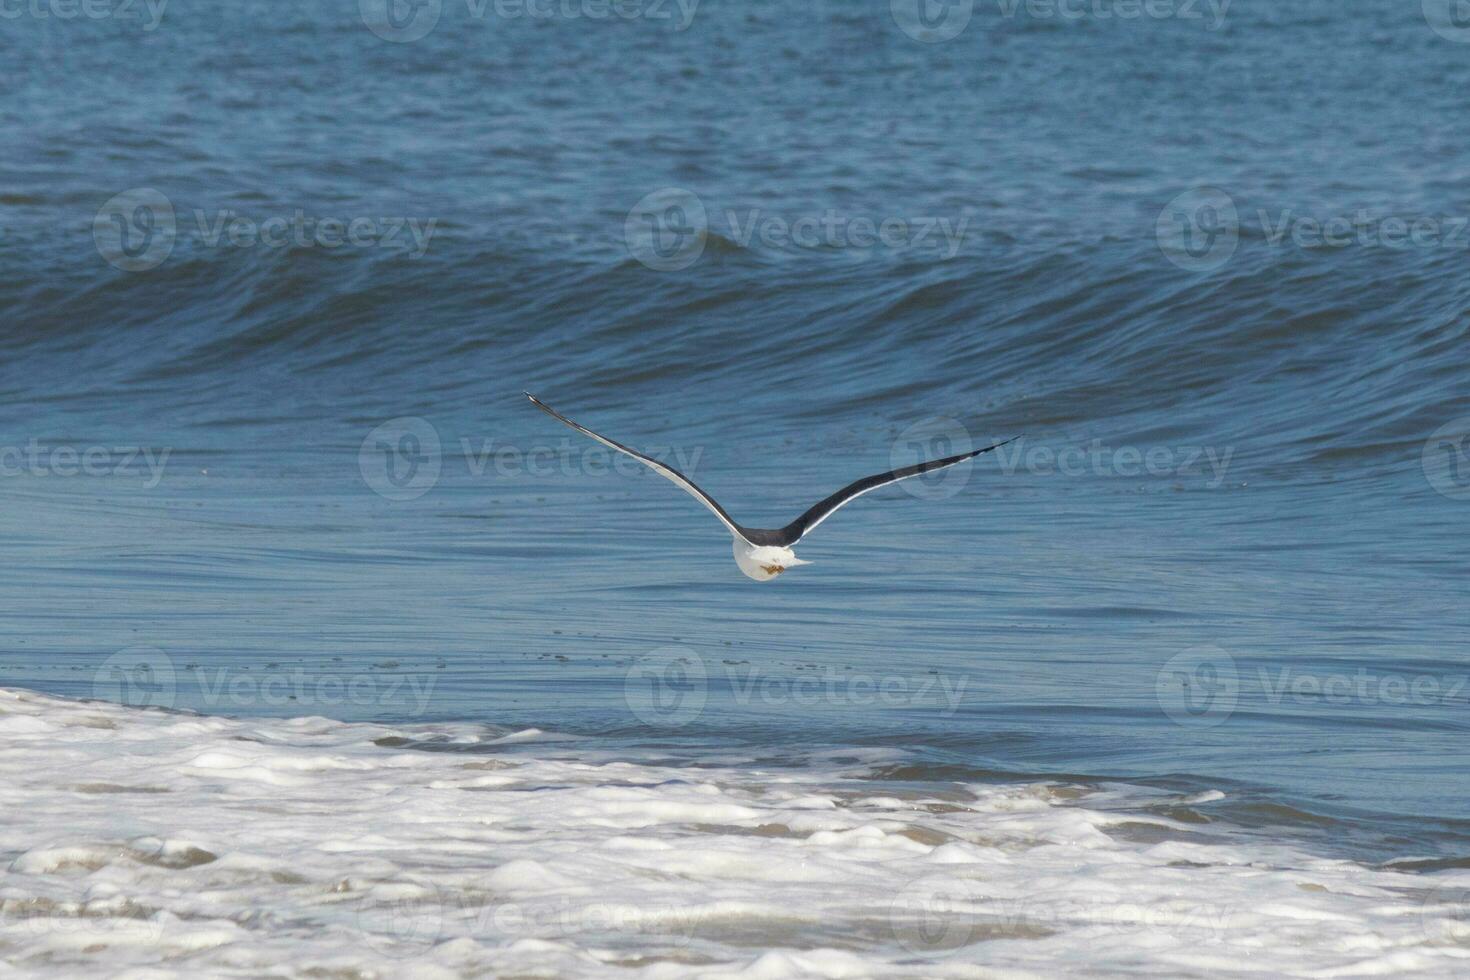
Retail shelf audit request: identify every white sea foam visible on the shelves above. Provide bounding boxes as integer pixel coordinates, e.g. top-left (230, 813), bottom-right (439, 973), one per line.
top-left (1, 686), bottom-right (1468, 978)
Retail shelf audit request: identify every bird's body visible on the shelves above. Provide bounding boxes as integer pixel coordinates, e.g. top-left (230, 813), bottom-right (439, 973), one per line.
top-left (525, 393), bottom-right (1013, 582)
top-left (732, 541), bottom-right (810, 581)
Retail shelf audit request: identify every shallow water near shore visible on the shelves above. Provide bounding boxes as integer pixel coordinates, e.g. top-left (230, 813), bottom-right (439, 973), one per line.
top-left (4, 686), bottom-right (1470, 977)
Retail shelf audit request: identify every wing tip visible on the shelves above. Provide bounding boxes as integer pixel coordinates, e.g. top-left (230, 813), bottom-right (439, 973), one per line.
top-left (971, 435), bottom-right (1021, 458)
top-left (525, 392), bottom-right (565, 422)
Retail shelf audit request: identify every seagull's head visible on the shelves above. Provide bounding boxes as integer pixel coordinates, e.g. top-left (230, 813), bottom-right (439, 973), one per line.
top-left (732, 541), bottom-right (811, 582)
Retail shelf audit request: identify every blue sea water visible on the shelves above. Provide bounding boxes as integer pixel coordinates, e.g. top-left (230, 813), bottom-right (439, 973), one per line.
top-left (2, 0), bottom-right (1469, 874)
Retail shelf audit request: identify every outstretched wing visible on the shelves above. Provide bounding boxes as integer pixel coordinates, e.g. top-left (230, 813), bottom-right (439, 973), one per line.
top-left (525, 393), bottom-right (754, 544)
top-left (773, 437), bottom-right (1017, 545)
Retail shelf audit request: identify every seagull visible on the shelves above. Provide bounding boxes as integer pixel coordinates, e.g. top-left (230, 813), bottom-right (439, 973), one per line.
top-left (526, 393), bottom-right (1015, 582)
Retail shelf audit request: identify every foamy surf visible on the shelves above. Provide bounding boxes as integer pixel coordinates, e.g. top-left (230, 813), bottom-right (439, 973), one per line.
top-left (1, 686), bottom-right (1467, 978)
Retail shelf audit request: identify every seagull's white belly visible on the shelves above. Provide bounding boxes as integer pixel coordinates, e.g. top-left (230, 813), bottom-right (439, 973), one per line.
top-left (732, 540), bottom-right (809, 582)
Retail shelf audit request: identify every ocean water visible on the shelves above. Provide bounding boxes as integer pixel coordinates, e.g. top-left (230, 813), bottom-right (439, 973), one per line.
top-left (3, 0), bottom-right (1470, 974)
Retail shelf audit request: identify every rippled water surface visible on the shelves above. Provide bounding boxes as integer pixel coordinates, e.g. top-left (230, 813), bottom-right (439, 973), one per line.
top-left (3, 3), bottom-right (1470, 972)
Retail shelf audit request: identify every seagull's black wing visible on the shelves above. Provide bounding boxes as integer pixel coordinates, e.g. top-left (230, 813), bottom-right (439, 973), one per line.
top-left (770, 437), bottom-right (1017, 546)
top-left (525, 393), bottom-right (757, 544)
